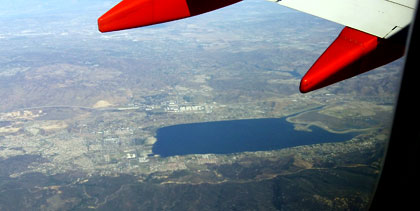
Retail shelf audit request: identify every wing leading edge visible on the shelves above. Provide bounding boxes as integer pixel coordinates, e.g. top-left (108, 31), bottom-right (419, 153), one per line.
top-left (98, 0), bottom-right (416, 93)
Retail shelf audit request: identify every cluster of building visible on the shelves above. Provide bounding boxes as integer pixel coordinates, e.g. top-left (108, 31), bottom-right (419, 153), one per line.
top-left (164, 101), bottom-right (206, 113)
top-left (0, 109), bottom-right (43, 121)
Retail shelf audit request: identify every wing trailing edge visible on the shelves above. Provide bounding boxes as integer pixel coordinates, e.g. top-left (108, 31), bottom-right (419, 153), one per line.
top-left (300, 27), bottom-right (405, 93)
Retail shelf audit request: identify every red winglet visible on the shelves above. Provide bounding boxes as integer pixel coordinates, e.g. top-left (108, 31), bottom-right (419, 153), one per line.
top-left (300, 27), bottom-right (405, 93)
top-left (98, 0), bottom-right (191, 32)
top-left (98, 0), bottom-right (242, 32)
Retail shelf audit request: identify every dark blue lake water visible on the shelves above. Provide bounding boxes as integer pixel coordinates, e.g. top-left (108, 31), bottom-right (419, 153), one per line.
top-left (152, 118), bottom-right (357, 157)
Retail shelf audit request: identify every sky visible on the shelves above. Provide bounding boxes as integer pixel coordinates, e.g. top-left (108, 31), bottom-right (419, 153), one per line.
top-left (0, 0), bottom-right (116, 17)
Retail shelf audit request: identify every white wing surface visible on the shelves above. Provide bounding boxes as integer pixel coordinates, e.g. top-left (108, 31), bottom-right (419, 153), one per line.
top-left (269, 0), bottom-right (416, 38)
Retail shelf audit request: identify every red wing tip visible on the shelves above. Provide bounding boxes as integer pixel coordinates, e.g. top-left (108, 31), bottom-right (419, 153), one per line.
top-left (98, 18), bottom-right (107, 33)
top-left (299, 78), bottom-right (312, 93)
top-left (97, 0), bottom-right (193, 33)
top-left (98, 17), bottom-right (118, 33)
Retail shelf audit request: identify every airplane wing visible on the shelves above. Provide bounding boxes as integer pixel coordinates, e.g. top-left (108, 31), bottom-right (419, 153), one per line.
top-left (271, 0), bottom-right (416, 39)
top-left (98, 0), bottom-right (417, 93)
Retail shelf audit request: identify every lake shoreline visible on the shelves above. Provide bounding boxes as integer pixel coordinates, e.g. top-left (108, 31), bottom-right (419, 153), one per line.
top-left (152, 117), bottom-right (358, 157)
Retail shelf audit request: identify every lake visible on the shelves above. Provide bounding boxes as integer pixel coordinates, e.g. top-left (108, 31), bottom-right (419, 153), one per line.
top-left (152, 118), bottom-right (357, 157)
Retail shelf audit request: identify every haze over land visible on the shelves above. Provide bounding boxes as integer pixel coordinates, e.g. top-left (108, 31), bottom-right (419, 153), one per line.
top-left (0, 0), bottom-right (402, 210)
